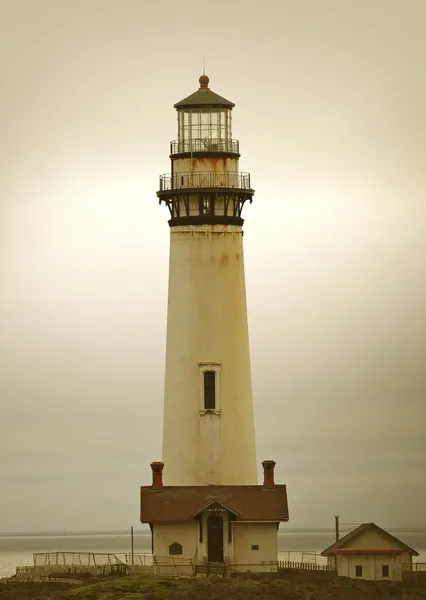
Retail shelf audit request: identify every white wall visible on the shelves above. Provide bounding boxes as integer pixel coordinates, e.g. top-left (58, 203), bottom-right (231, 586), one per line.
top-left (231, 522), bottom-right (278, 572)
top-left (337, 554), bottom-right (402, 581)
top-left (343, 529), bottom-right (405, 550)
top-left (152, 522), bottom-right (198, 561)
top-left (162, 224), bottom-right (257, 486)
top-left (151, 519), bottom-right (279, 573)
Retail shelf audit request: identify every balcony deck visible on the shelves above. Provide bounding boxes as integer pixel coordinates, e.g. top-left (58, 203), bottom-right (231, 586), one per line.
top-left (159, 171), bottom-right (251, 192)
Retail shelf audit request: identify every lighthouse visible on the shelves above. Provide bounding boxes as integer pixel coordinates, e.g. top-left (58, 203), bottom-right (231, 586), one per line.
top-left (141, 76), bottom-right (288, 569)
top-left (158, 75), bottom-right (257, 486)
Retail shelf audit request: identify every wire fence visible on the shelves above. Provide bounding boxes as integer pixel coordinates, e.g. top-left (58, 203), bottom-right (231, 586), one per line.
top-left (33, 552), bottom-right (126, 567)
top-left (14, 552), bottom-right (425, 581)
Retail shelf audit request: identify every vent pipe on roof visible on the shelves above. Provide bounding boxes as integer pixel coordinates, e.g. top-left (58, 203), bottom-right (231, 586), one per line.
top-left (262, 460), bottom-right (276, 488)
top-left (335, 515), bottom-right (340, 541)
top-left (150, 462), bottom-right (164, 489)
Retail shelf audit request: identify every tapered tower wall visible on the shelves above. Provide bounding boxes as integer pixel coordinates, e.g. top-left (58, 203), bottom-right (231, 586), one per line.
top-left (162, 223), bottom-right (257, 485)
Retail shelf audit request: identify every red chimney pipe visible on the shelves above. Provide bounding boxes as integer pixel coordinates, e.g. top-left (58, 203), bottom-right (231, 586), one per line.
top-left (262, 460), bottom-right (276, 487)
top-left (150, 462), bottom-right (164, 489)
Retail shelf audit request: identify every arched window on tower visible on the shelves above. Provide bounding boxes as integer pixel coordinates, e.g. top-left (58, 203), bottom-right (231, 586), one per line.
top-left (204, 371), bottom-right (216, 410)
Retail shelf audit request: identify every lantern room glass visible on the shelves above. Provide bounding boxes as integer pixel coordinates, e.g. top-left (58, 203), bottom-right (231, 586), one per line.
top-left (178, 108), bottom-right (232, 143)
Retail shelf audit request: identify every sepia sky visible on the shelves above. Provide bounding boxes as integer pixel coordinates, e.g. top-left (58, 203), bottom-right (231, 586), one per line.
top-left (1, 0), bottom-right (425, 533)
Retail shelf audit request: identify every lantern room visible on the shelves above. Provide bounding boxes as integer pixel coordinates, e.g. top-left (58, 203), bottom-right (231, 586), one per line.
top-left (173, 75), bottom-right (237, 155)
top-left (177, 107), bottom-right (231, 142)
top-left (157, 74), bottom-right (253, 226)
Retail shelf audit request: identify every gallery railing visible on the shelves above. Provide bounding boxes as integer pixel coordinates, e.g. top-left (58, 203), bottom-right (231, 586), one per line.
top-left (159, 171), bottom-right (251, 191)
top-left (170, 139), bottom-right (239, 155)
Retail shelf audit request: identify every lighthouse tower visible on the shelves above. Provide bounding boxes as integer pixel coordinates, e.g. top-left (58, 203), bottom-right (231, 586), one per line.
top-left (158, 75), bottom-right (257, 487)
top-left (141, 76), bottom-right (288, 567)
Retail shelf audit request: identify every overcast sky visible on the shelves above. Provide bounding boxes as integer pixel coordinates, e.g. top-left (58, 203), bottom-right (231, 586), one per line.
top-left (1, 0), bottom-right (425, 533)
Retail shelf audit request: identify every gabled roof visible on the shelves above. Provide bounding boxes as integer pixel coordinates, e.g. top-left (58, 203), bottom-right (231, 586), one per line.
top-left (321, 523), bottom-right (419, 557)
top-left (174, 88), bottom-right (234, 109)
top-left (140, 484), bottom-right (288, 524)
top-left (191, 499), bottom-right (239, 518)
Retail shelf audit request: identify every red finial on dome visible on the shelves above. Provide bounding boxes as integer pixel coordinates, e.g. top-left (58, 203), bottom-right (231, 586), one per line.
top-left (199, 74), bottom-right (209, 89)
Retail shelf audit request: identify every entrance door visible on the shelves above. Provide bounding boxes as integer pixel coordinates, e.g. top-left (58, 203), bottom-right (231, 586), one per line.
top-left (207, 516), bottom-right (224, 562)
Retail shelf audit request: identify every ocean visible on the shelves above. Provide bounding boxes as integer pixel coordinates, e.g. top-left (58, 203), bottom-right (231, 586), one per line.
top-left (1, 529), bottom-right (425, 579)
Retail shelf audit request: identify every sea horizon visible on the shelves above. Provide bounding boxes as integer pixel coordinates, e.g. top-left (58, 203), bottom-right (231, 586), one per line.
top-left (1, 526), bottom-right (426, 537)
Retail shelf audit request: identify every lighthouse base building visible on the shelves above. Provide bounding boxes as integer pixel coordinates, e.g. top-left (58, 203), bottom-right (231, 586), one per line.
top-left (141, 461), bottom-right (288, 573)
top-left (140, 75), bottom-right (288, 573)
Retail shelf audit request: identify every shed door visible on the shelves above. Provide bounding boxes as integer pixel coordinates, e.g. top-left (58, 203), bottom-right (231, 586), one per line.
top-left (207, 516), bottom-right (224, 562)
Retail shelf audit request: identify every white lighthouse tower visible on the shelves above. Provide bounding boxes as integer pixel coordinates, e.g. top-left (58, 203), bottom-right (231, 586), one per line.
top-left (141, 76), bottom-right (288, 567)
top-left (158, 75), bottom-right (257, 487)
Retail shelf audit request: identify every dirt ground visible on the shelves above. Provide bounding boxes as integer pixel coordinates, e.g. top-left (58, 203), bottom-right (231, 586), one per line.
top-left (1, 570), bottom-right (426, 600)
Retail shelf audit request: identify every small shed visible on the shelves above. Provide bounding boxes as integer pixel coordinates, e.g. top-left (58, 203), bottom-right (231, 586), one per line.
top-left (321, 522), bottom-right (418, 581)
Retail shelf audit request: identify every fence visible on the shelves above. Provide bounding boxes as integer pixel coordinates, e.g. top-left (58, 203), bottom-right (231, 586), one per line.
top-left (14, 551), bottom-right (341, 581)
top-left (278, 551), bottom-right (324, 564)
top-left (15, 552), bottom-right (195, 580)
top-left (403, 563), bottom-right (426, 572)
top-left (126, 553), bottom-right (153, 566)
top-left (278, 560), bottom-right (336, 571)
top-left (402, 563), bottom-right (426, 584)
top-left (33, 552), bottom-right (126, 567)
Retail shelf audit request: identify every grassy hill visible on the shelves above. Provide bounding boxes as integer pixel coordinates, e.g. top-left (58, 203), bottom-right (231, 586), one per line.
top-left (1, 571), bottom-right (426, 600)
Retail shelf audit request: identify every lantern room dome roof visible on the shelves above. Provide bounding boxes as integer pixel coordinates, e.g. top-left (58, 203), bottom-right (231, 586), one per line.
top-left (174, 75), bottom-right (235, 109)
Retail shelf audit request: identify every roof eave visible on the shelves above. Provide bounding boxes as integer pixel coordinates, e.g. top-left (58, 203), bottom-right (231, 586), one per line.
top-left (320, 523), bottom-right (420, 557)
top-left (173, 90), bottom-right (235, 110)
top-left (143, 517), bottom-right (289, 524)
top-left (173, 102), bottom-right (235, 110)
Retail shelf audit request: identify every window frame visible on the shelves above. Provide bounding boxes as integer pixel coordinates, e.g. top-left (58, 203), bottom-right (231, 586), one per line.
top-left (198, 362), bottom-right (221, 414)
top-left (355, 565), bottom-right (363, 578)
top-left (203, 370), bottom-right (216, 410)
top-left (178, 108), bottom-right (232, 143)
top-left (382, 564), bottom-right (390, 578)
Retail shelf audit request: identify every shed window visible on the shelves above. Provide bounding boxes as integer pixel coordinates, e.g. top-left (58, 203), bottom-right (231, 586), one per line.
top-left (382, 565), bottom-right (389, 578)
top-left (251, 545), bottom-right (259, 551)
top-left (204, 371), bottom-right (216, 409)
top-left (169, 542), bottom-right (183, 556)
top-left (355, 565), bottom-right (362, 577)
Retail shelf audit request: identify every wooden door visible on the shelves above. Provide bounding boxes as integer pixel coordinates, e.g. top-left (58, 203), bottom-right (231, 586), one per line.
top-left (207, 516), bottom-right (224, 562)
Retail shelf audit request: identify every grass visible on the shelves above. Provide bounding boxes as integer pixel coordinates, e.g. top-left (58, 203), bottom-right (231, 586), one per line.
top-left (1, 571), bottom-right (426, 600)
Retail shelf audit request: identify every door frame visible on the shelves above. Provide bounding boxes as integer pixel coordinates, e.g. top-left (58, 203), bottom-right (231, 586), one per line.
top-left (207, 515), bottom-right (224, 562)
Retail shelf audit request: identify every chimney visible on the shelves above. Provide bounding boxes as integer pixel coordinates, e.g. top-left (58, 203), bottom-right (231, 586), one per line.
top-left (150, 462), bottom-right (164, 489)
top-left (262, 460), bottom-right (276, 488)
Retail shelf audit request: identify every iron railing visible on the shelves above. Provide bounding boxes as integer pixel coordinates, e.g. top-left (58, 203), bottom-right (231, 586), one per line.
top-left (159, 171), bottom-right (251, 191)
top-left (170, 139), bottom-right (239, 155)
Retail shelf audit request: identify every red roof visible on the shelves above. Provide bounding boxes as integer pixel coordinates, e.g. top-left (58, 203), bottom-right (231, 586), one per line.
top-left (336, 548), bottom-right (405, 555)
top-left (140, 484), bottom-right (288, 523)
